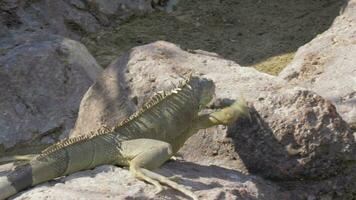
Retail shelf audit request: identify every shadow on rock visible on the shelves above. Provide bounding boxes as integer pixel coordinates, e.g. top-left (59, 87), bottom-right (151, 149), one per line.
top-left (228, 98), bottom-right (356, 180)
top-left (227, 105), bottom-right (300, 180)
top-left (159, 160), bottom-right (289, 200)
top-left (70, 52), bottom-right (137, 137)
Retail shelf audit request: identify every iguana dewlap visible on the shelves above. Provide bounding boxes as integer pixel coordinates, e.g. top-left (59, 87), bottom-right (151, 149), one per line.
top-left (0, 74), bottom-right (250, 200)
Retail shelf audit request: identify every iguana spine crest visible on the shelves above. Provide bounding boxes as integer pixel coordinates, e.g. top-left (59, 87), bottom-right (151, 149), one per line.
top-left (39, 74), bottom-right (193, 157)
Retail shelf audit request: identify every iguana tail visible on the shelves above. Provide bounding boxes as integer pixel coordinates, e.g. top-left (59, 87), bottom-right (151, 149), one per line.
top-left (0, 133), bottom-right (118, 200)
top-left (0, 152), bottom-right (69, 199)
top-left (0, 162), bottom-right (33, 199)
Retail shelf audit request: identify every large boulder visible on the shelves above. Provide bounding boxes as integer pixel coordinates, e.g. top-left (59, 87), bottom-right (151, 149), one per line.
top-left (70, 53), bottom-right (136, 137)
top-left (88, 0), bottom-right (154, 15)
top-left (70, 41), bottom-right (355, 183)
top-left (0, 0), bottom-right (100, 39)
top-left (8, 162), bottom-right (288, 200)
top-left (0, 33), bottom-right (102, 155)
top-left (0, 0), bottom-right (158, 40)
top-left (279, 0), bottom-right (356, 126)
top-left (284, 165), bottom-right (356, 200)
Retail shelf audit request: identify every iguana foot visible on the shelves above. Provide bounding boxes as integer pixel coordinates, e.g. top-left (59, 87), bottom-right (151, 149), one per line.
top-left (130, 165), bottom-right (163, 194)
top-left (154, 184), bottom-right (163, 195)
top-left (211, 97), bottom-right (250, 125)
top-left (197, 97), bottom-right (250, 128)
top-left (141, 168), bottom-right (199, 200)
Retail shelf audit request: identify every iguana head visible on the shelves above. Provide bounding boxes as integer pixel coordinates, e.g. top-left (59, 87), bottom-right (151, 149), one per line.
top-left (189, 76), bottom-right (215, 109)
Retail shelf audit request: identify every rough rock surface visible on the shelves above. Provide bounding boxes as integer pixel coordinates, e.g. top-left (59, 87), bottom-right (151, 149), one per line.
top-left (8, 162), bottom-right (288, 200)
top-left (70, 56), bottom-right (136, 137)
top-left (279, 0), bottom-right (356, 126)
top-left (0, 0), bottom-right (157, 40)
top-left (71, 41), bottom-right (355, 182)
top-left (0, 33), bottom-right (102, 154)
top-left (281, 165), bottom-right (356, 200)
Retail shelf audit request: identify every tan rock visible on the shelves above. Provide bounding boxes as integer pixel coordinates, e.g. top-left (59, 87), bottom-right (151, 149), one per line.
top-left (11, 162), bottom-right (288, 200)
top-left (72, 41), bottom-right (355, 181)
top-left (279, 0), bottom-right (356, 125)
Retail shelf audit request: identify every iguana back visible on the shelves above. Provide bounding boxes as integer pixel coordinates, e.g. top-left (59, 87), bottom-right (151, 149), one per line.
top-left (0, 74), bottom-right (249, 200)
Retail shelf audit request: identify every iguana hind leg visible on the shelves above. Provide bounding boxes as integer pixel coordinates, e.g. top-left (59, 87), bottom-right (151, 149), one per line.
top-left (121, 139), bottom-right (198, 200)
top-left (139, 168), bottom-right (198, 200)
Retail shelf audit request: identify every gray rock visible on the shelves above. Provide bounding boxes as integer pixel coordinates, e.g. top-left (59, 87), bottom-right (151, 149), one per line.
top-left (0, 0), bottom-right (100, 39)
top-left (71, 41), bottom-right (355, 182)
top-left (69, 0), bottom-right (86, 10)
top-left (70, 53), bottom-right (136, 138)
top-left (91, 0), bottom-right (154, 14)
top-left (0, 0), bottom-right (156, 40)
top-left (88, 0), bottom-right (121, 15)
top-left (0, 33), bottom-right (102, 153)
top-left (282, 165), bottom-right (356, 200)
top-left (11, 162), bottom-right (289, 200)
top-left (279, 0), bottom-right (356, 126)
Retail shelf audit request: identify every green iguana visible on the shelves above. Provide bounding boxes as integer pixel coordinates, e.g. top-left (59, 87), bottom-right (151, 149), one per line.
top-left (0, 74), bottom-right (250, 200)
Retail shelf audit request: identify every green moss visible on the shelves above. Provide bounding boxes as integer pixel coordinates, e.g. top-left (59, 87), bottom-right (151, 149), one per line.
top-left (253, 52), bottom-right (296, 75)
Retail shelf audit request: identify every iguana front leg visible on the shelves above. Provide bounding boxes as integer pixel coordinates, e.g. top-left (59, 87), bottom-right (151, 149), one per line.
top-left (197, 98), bottom-right (250, 129)
top-left (121, 139), bottom-right (198, 200)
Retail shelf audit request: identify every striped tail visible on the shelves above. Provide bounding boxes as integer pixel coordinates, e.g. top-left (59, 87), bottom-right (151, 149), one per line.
top-left (0, 163), bottom-right (36, 199)
top-left (0, 133), bottom-right (119, 199)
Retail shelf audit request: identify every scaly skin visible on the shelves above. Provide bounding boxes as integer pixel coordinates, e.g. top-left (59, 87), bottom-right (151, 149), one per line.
top-left (0, 74), bottom-right (250, 200)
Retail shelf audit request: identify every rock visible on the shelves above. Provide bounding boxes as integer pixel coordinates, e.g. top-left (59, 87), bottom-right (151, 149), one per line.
top-left (0, 0), bottom-right (156, 40)
top-left (70, 53), bottom-right (136, 137)
top-left (0, 24), bottom-right (10, 38)
top-left (0, 0), bottom-right (100, 39)
top-left (0, 32), bottom-right (102, 154)
top-left (71, 41), bottom-right (355, 182)
top-left (279, 0), bottom-right (356, 126)
top-left (68, 0), bottom-right (86, 10)
top-left (112, 0), bottom-right (154, 12)
top-left (87, 0), bottom-right (122, 16)
top-left (11, 162), bottom-right (289, 200)
top-left (281, 165), bottom-right (356, 200)
top-left (230, 87), bottom-right (354, 180)
top-left (85, 0), bottom-right (155, 25)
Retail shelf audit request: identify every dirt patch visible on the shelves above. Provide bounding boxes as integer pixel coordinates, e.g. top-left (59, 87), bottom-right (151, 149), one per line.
top-left (82, 0), bottom-right (345, 75)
